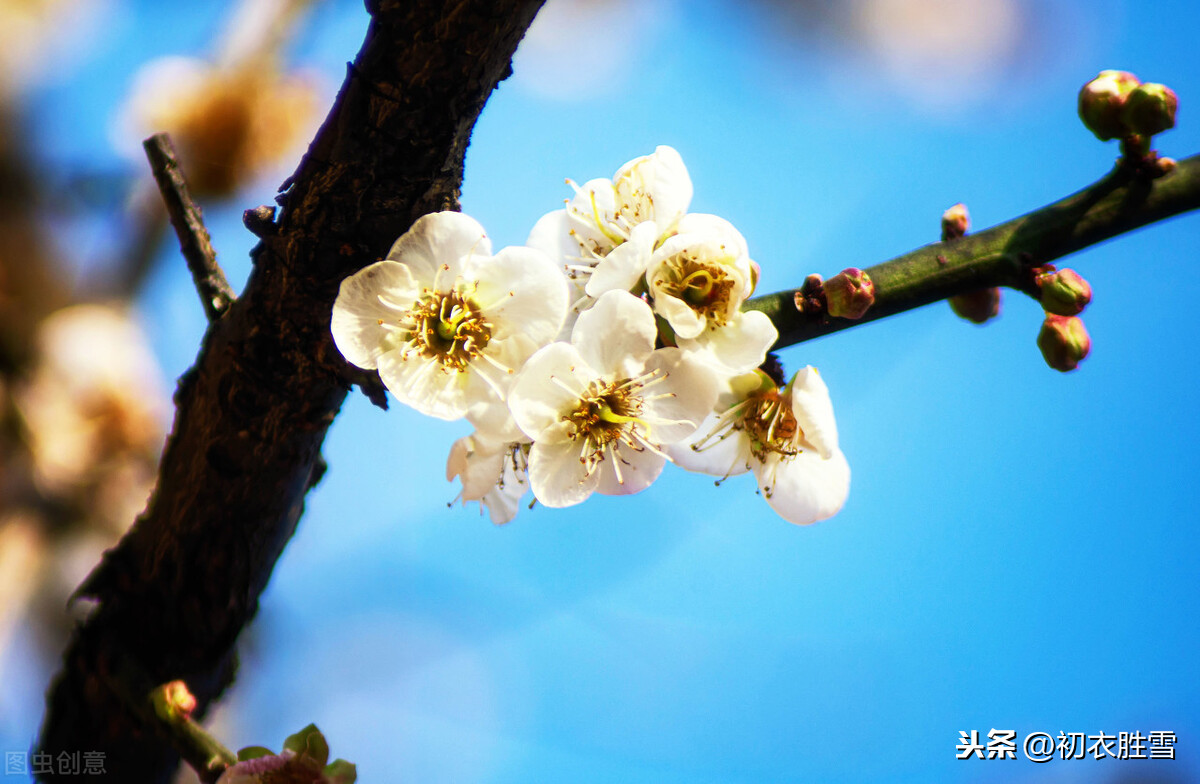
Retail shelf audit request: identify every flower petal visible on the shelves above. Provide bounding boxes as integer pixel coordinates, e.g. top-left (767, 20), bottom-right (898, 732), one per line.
top-left (526, 209), bottom-right (579, 267)
top-left (563, 178), bottom-right (624, 252)
top-left (473, 245), bottom-right (568, 345)
top-left (650, 287), bottom-right (706, 340)
top-left (756, 448), bottom-right (851, 525)
top-left (789, 366), bottom-right (839, 458)
top-left (666, 411), bottom-right (754, 478)
top-left (377, 352), bottom-right (469, 421)
top-left (641, 348), bottom-right (721, 445)
top-left (679, 309), bottom-right (778, 375)
top-left (584, 221), bottom-right (657, 297)
top-left (330, 260), bottom-right (418, 370)
top-left (528, 437), bottom-right (598, 508)
top-left (613, 145), bottom-right (693, 230)
top-left (446, 434), bottom-right (505, 499)
top-left (385, 211), bottom-right (492, 284)
top-left (508, 342), bottom-right (593, 441)
top-left (593, 441), bottom-right (665, 496)
top-left (674, 212), bottom-right (749, 262)
top-left (572, 290), bottom-right (656, 379)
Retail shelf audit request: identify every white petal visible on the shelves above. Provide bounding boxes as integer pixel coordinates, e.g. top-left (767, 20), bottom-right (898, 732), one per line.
top-left (568, 177), bottom-right (619, 224)
top-left (679, 310), bottom-right (778, 375)
top-left (584, 221), bottom-right (657, 297)
top-left (674, 213), bottom-right (749, 262)
top-left (526, 209), bottom-right (578, 264)
top-left (480, 482), bottom-right (525, 525)
top-left (445, 434), bottom-right (506, 500)
top-left (508, 342), bottom-right (593, 441)
top-left (789, 366), bottom-right (839, 458)
top-left (572, 290), bottom-right (656, 379)
top-left (528, 437), bottom-right (598, 508)
top-left (594, 441), bottom-right (665, 496)
top-left (465, 393), bottom-right (525, 443)
top-left (446, 434), bottom-right (529, 524)
top-left (330, 260), bottom-right (418, 370)
top-left (614, 145), bottom-right (693, 230)
top-left (378, 352), bottom-right (469, 420)
top-left (640, 348), bottom-right (721, 445)
top-left (756, 448), bottom-right (851, 525)
top-left (649, 288), bottom-right (706, 340)
top-left (385, 211), bottom-right (492, 284)
top-left (666, 412), bottom-right (754, 478)
top-left (473, 246), bottom-right (568, 345)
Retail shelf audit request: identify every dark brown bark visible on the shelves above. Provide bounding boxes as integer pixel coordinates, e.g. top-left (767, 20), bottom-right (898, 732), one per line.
top-left (36, 2), bottom-right (545, 781)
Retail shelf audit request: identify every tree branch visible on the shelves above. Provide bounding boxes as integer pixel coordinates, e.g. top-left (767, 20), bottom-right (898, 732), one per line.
top-left (36, 2), bottom-right (544, 782)
top-left (142, 133), bottom-right (235, 321)
top-left (746, 154), bottom-right (1200, 348)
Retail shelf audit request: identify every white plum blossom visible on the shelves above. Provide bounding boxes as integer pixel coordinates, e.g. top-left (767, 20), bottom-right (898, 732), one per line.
top-left (646, 213), bottom-right (777, 374)
top-left (331, 148), bottom-right (853, 529)
top-left (508, 290), bottom-right (720, 508)
top-left (331, 211), bottom-right (568, 424)
top-left (527, 145), bottom-right (692, 329)
top-left (446, 433), bottom-right (530, 525)
top-left (671, 367), bottom-right (850, 525)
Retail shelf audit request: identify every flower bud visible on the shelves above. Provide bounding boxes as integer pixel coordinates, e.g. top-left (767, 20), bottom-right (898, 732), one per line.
top-left (948, 288), bottom-right (1001, 324)
top-left (1037, 315), bottom-right (1090, 372)
top-left (941, 203), bottom-right (970, 240)
top-left (1038, 268), bottom-right (1092, 316)
top-left (157, 680), bottom-right (197, 719)
top-left (824, 268), bottom-right (875, 319)
top-left (1078, 70), bottom-right (1141, 141)
top-left (1121, 82), bottom-right (1177, 138)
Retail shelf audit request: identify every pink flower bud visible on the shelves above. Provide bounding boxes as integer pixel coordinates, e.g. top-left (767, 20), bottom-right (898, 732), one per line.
top-left (161, 680), bottom-right (197, 718)
top-left (948, 288), bottom-right (1001, 324)
top-left (1038, 268), bottom-right (1092, 316)
top-left (1121, 82), bottom-right (1177, 138)
top-left (1078, 70), bottom-right (1141, 141)
top-left (1037, 315), bottom-right (1090, 372)
top-left (824, 268), bottom-right (875, 319)
top-left (941, 203), bottom-right (970, 240)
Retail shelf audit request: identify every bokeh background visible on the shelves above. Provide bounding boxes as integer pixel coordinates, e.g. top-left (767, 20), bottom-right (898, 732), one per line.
top-left (1, 0), bottom-right (1198, 782)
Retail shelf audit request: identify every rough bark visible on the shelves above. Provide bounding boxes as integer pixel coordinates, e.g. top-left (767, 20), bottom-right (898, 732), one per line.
top-left (36, 2), bottom-right (544, 781)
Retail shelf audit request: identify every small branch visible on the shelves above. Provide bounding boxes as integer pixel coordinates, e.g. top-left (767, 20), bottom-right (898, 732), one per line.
top-left (142, 134), bottom-right (236, 321)
top-left (747, 152), bottom-right (1200, 348)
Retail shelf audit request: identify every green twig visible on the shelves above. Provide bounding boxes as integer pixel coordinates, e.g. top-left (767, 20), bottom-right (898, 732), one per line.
top-left (746, 153), bottom-right (1200, 348)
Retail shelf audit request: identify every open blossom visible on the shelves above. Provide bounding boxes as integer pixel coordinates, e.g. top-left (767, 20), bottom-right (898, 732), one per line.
top-left (646, 213), bottom-right (777, 374)
top-left (508, 290), bottom-right (720, 508)
top-left (446, 433), bottom-right (529, 525)
top-left (671, 367), bottom-right (850, 525)
top-left (331, 211), bottom-right (568, 423)
top-left (527, 146), bottom-right (693, 326)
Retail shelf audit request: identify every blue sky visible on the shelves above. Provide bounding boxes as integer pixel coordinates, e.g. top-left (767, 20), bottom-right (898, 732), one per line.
top-left (3, 0), bottom-right (1199, 782)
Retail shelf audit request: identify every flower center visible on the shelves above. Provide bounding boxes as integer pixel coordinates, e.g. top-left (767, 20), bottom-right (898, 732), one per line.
top-left (407, 288), bottom-right (491, 372)
top-left (559, 371), bottom-right (674, 483)
top-left (567, 380), bottom-right (647, 450)
top-left (741, 388), bottom-right (802, 462)
top-left (653, 252), bottom-right (737, 325)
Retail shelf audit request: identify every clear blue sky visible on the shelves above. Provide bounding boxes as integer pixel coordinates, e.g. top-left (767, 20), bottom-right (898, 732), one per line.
top-left (3, 0), bottom-right (1199, 781)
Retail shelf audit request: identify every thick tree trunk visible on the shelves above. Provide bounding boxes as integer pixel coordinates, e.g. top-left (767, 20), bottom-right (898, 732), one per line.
top-left (36, 2), bottom-right (544, 781)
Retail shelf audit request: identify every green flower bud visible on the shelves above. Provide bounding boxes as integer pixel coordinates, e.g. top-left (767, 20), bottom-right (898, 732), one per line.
top-left (824, 267), bottom-right (875, 319)
top-left (1078, 70), bottom-right (1141, 141)
top-left (1121, 82), bottom-right (1177, 137)
top-left (949, 288), bottom-right (1001, 324)
top-left (1037, 315), bottom-right (1090, 372)
top-left (1038, 268), bottom-right (1092, 316)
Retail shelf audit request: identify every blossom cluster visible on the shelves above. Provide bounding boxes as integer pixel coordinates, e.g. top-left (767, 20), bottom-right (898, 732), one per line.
top-left (331, 147), bottom-right (849, 526)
